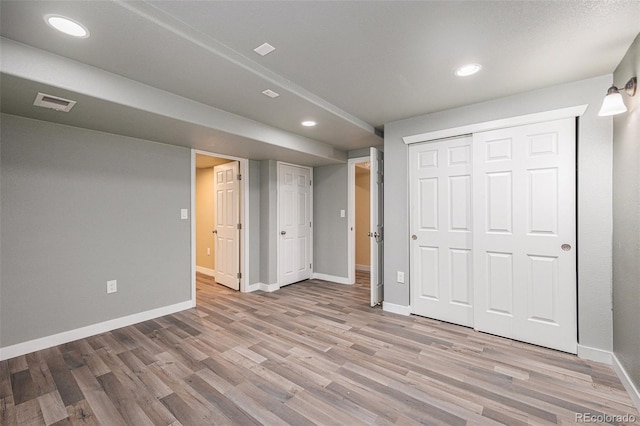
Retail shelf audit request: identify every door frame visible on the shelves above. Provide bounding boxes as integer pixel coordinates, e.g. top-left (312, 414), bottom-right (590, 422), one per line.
top-left (276, 161), bottom-right (313, 287)
top-left (191, 149), bottom-right (250, 305)
top-left (347, 156), bottom-right (371, 285)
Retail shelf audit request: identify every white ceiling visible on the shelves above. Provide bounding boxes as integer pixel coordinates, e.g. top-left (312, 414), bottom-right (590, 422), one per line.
top-left (1, 1), bottom-right (639, 165)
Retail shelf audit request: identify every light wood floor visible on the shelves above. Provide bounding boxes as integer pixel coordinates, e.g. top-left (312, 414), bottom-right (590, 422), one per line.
top-left (1, 271), bottom-right (638, 425)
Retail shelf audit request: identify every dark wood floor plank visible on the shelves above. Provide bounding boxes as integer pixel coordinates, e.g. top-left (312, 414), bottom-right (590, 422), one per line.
top-left (11, 370), bottom-right (40, 406)
top-left (42, 350), bottom-right (85, 408)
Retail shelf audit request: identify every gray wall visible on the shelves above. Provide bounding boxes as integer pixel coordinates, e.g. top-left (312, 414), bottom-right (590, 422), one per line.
top-left (259, 160), bottom-right (278, 284)
top-left (384, 75), bottom-right (614, 352)
top-left (313, 164), bottom-right (349, 278)
top-left (248, 160), bottom-right (261, 285)
top-left (612, 34), bottom-right (640, 391)
top-left (1, 114), bottom-right (191, 347)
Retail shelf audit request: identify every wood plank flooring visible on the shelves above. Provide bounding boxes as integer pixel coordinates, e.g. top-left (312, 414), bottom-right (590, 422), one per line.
top-left (1, 270), bottom-right (639, 425)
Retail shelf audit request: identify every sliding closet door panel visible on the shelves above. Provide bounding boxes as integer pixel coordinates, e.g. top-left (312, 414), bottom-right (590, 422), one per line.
top-left (473, 118), bottom-right (576, 353)
top-left (410, 136), bottom-right (474, 327)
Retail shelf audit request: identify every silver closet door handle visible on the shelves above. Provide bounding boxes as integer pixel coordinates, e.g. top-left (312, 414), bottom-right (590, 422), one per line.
top-left (281, 231), bottom-right (286, 235)
top-left (411, 235), bottom-right (417, 240)
top-left (561, 244), bottom-right (571, 251)
top-left (212, 229), bottom-right (217, 234)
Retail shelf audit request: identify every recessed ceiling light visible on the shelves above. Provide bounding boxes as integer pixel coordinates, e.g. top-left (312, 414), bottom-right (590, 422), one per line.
top-left (261, 89), bottom-right (280, 98)
top-left (45, 15), bottom-right (89, 38)
top-left (254, 42), bottom-right (275, 56)
top-left (455, 63), bottom-right (482, 77)
top-left (301, 121), bottom-right (317, 127)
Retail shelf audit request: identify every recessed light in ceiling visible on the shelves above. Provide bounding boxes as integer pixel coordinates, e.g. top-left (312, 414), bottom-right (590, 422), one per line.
top-left (45, 15), bottom-right (89, 38)
top-left (262, 89), bottom-right (280, 98)
top-left (301, 121), bottom-right (317, 127)
top-left (455, 63), bottom-right (482, 77)
top-left (254, 42), bottom-right (275, 56)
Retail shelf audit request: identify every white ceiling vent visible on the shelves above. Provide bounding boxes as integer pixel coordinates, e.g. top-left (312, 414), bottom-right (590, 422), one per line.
top-left (33, 93), bottom-right (77, 112)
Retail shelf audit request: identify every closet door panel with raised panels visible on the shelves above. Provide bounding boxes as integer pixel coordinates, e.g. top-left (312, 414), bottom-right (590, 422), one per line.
top-left (473, 118), bottom-right (577, 353)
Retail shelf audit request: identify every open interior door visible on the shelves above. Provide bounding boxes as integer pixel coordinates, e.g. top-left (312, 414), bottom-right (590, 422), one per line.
top-left (370, 147), bottom-right (384, 306)
top-left (213, 161), bottom-right (240, 290)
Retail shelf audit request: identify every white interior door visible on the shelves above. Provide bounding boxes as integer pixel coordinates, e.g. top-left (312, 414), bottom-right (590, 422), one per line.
top-left (214, 162), bottom-right (239, 290)
top-left (410, 136), bottom-right (474, 326)
top-left (473, 118), bottom-right (576, 353)
top-left (278, 163), bottom-right (311, 287)
top-left (370, 147), bottom-right (384, 306)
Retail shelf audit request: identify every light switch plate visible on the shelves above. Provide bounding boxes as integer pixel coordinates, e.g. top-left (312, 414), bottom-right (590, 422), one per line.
top-left (340, 209), bottom-right (345, 218)
top-left (397, 271), bottom-right (405, 283)
top-left (181, 209), bottom-right (188, 220)
top-left (107, 280), bottom-right (117, 294)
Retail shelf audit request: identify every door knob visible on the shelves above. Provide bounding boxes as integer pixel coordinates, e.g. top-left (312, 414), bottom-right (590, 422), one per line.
top-left (411, 234), bottom-right (417, 240)
top-left (561, 244), bottom-right (571, 251)
top-left (280, 231), bottom-right (286, 235)
top-left (367, 232), bottom-right (373, 237)
top-left (212, 230), bottom-right (217, 234)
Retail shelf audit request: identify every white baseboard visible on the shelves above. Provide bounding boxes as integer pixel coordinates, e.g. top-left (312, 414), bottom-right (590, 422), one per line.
top-left (195, 266), bottom-right (215, 277)
top-left (577, 344), bottom-right (613, 364)
top-left (382, 302), bottom-right (411, 316)
top-left (311, 273), bottom-right (353, 285)
top-left (0, 300), bottom-right (193, 361)
top-left (260, 283), bottom-right (280, 292)
top-left (612, 353), bottom-right (640, 413)
top-left (246, 282), bottom-right (280, 293)
top-left (356, 264), bottom-right (371, 272)
top-left (245, 283), bottom-right (260, 293)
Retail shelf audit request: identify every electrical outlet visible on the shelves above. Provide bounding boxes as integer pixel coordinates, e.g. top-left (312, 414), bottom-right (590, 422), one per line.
top-left (107, 280), bottom-right (117, 294)
top-left (397, 271), bottom-right (405, 283)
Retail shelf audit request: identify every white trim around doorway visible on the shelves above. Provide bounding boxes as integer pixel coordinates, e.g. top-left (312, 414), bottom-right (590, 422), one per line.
top-left (191, 149), bottom-right (251, 308)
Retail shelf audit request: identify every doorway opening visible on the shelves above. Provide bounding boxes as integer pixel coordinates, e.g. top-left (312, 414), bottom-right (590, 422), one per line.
top-left (355, 162), bottom-right (371, 274)
top-left (348, 148), bottom-right (383, 307)
top-left (191, 150), bottom-right (250, 305)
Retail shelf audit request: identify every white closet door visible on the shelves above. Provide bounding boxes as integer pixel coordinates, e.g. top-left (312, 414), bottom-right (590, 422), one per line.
top-left (410, 136), bottom-right (474, 326)
top-left (278, 163), bottom-right (312, 286)
top-left (473, 118), bottom-right (576, 353)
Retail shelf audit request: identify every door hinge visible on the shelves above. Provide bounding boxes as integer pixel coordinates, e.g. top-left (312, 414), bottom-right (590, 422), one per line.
top-left (237, 223), bottom-right (242, 230)
top-left (309, 221), bottom-right (312, 228)
top-left (310, 179), bottom-right (312, 186)
top-left (237, 272), bottom-right (242, 279)
top-left (237, 174), bottom-right (242, 181)
top-left (310, 263), bottom-right (312, 269)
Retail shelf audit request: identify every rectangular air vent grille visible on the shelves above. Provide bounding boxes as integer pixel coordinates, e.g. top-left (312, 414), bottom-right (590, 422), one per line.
top-left (33, 93), bottom-right (77, 112)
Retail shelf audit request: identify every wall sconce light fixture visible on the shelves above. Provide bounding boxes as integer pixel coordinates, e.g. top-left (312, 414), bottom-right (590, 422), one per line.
top-left (598, 77), bottom-right (637, 116)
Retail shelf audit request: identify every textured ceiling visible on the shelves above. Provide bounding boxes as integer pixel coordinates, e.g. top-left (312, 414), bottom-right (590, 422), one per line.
top-left (1, 1), bottom-right (639, 162)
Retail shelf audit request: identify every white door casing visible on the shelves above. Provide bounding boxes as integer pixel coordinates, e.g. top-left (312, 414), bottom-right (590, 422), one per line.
top-left (473, 118), bottom-right (576, 353)
top-left (278, 163), bottom-right (312, 287)
top-left (370, 148), bottom-right (384, 306)
top-left (214, 162), bottom-right (240, 290)
top-left (410, 136), bottom-right (474, 326)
